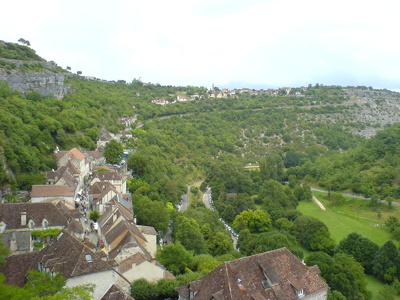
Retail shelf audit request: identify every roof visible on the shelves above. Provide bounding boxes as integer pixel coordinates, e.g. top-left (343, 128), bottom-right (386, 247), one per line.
top-left (0, 203), bottom-right (70, 230)
top-left (100, 284), bottom-right (135, 300)
top-left (0, 252), bottom-right (41, 286)
top-left (94, 171), bottom-right (123, 181)
top-left (176, 248), bottom-right (328, 300)
top-left (30, 185), bottom-right (74, 198)
top-left (137, 225), bottom-right (157, 236)
top-left (56, 148), bottom-right (85, 161)
top-left (38, 230), bottom-right (117, 278)
top-left (84, 150), bottom-right (104, 159)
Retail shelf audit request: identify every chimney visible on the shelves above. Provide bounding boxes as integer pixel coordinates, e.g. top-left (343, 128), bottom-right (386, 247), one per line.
top-left (21, 212), bottom-right (27, 226)
top-left (10, 232), bottom-right (17, 251)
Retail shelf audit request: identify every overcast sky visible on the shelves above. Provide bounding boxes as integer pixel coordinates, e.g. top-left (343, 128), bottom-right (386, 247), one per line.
top-left (2, 0), bottom-right (400, 90)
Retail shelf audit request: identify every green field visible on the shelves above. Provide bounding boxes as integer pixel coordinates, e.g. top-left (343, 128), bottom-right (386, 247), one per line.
top-left (298, 192), bottom-right (396, 246)
top-left (298, 192), bottom-right (400, 298)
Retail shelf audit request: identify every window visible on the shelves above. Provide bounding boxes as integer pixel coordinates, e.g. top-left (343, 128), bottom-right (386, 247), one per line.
top-left (0, 222), bottom-right (5, 234)
top-left (29, 221), bottom-right (35, 230)
top-left (297, 289), bottom-right (304, 298)
top-left (43, 219), bottom-right (48, 229)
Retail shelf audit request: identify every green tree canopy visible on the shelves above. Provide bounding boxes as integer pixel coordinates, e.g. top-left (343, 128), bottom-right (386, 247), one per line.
top-left (157, 242), bottom-right (193, 275)
top-left (103, 139), bottom-right (124, 164)
top-left (232, 209), bottom-right (272, 233)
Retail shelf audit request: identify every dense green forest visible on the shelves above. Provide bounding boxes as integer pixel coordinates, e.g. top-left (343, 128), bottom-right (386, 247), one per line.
top-left (3, 41), bottom-right (400, 299)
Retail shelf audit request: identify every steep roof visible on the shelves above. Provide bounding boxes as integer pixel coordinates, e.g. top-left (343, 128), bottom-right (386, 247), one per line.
top-left (94, 171), bottom-right (123, 181)
top-left (0, 203), bottom-right (70, 230)
top-left (56, 148), bottom-right (85, 161)
top-left (100, 284), bottom-right (135, 300)
top-left (176, 248), bottom-right (328, 300)
top-left (0, 252), bottom-right (40, 287)
top-left (84, 150), bottom-right (104, 159)
top-left (38, 230), bottom-right (117, 278)
top-left (30, 185), bottom-right (74, 198)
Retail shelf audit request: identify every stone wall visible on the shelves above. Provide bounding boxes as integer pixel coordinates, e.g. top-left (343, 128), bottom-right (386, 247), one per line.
top-left (0, 69), bottom-right (71, 99)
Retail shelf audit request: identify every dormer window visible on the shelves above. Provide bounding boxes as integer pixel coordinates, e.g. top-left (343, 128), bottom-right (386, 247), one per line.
top-left (42, 219), bottom-right (48, 229)
top-left (297, 289), bottom-right (304, 298)
top-left (29, 220), bottom-right (35, 230)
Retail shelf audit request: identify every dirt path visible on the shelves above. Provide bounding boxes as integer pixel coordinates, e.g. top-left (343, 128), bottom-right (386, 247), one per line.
top-left (312, 195), bottom-right (326, 211)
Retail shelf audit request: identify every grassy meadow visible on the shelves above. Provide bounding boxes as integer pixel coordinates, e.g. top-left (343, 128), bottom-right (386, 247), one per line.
top-left (298, 191), bottom-right (400, 299)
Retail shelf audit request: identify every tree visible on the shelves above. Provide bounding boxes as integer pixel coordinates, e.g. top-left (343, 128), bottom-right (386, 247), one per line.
top-left (174, 216), bottom-right (207, 255)
top-left (25, 270), bottom-right (65, 297)
top-left (291, 215), bottom-right (335, 254)
top-left (132, 194), bottom-right (169, 234)
top-left (18, 38), bottom-right (31, 46)
top-left (89, 210), bottom-right (100, 222)
top-left (337, 232), bottom-right (379, 274)
top-left (103, 139), bottom-right (124, 164)
top-left (127, 153), bottom-right (148, 176)
top-left (206, 231), bottom-right (233, 256)
top-left (372, 241), bottom-right (399, 283)
top-left (385, 216), bottom-right (400, 233)
top-left (232, 209), bottom-right (271, 233)
top-left (131, 278), bottom-right (158, 300)
top-left (157, 242), bottom-right (193, 275)
top-left (190, 254), bottom-right (221, 274)
top-left (251, 231), bottom-right (298, 255)
top-left (306, 252), bottom-right (370, 299)
top-left (259, 154), bottom-right (285, 182)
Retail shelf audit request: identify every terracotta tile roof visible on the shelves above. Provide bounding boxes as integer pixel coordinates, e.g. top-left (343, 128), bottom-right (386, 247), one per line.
top-left (0, 203), bottom-right (70, 230)
top-left (56, 148), bottom-right (85, 161)
top-left (176, 248), bottom-right (329, 300)
top-left (30, 185), bottom-right (74, 198)
top-left (68, 148), bottom-right (86, 160)
top-left (100, 284), bottom-right (135, 300)
top-left (0, 252), bottom-right (40, 287)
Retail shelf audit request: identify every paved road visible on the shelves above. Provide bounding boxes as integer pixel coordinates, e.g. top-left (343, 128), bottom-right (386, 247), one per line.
top-left (179, 181), bottom-right (203, 212)
top-left (310, 187), bottom-right (400, 206)
top-left (202, 187), bottom-right (212, 209)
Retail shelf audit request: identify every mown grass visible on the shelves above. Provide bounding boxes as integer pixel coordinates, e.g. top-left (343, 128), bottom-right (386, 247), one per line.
top-left (365, 274), bottom-right (400, 300)
top-left (298, 191), bottom-right (397, 246)
top-left (298, 191), bottom-right (400, 298)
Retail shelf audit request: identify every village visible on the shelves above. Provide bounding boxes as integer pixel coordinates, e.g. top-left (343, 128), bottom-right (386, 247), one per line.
top-left (150, 86), bottom-right (307, 105)
top-left (0, 116), bottom-right (330, 300)
top-left (0, 121), bottom-right (177, 299)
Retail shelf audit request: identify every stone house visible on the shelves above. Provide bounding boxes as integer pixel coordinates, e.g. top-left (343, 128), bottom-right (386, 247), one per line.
top-left (55, 148), bottom-right (90, 190)
top-left (83, 150), bottom-right (106, 169)
top-left (89, 181), bottom-right (132, 214)
top-left (97, 203), bottom-right (173, 282)
top-left (0, 202), bottom-right (84, 252)
top-left (97, 133), bottom-right (114, 149)
top-left (176, 248), bottom-right (328, 300)
top-left (91, 170), bottom-right (127, 194)
top-left (30, 185), bottom-right (75, 207)
top-left (0, 229), bottom-right (131, 300)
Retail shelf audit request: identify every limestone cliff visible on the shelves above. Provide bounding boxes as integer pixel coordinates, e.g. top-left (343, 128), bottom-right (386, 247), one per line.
top-left (0, 68), bottom-right (71, 100)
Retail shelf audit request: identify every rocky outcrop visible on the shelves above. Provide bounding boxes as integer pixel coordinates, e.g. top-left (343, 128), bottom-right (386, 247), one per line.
top-left (0, 68), bottom-right (71, 99)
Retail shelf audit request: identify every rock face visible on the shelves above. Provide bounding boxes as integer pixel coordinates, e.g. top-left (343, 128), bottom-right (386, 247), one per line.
top-left (0, 69), bottom-right (70, 99)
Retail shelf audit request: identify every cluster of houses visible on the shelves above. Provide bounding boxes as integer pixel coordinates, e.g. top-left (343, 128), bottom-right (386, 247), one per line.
top-left (0, 129), bottom-right (329, 300)
top-left (151, 86), bottom-right (308, 105)
top-left (0, 137), bottom-right (173, 299)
